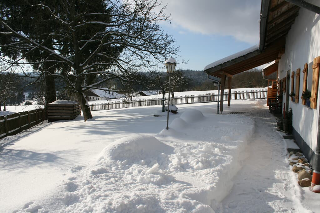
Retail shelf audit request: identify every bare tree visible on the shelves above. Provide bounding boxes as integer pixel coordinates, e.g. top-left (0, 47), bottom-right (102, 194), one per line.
top-left (0, 71), bottom-right (24, 111)
top-left (0, 0), bottom-right (177, 120)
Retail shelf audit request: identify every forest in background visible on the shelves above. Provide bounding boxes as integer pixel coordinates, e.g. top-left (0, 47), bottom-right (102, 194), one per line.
top-left (0, 68), bottom-right (267, 108)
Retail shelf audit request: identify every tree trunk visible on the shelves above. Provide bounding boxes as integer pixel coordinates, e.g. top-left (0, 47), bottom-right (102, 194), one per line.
top-left (3, 102), bottom-right (6, 111)
top-left (45, 71), bottom-right (56, 104)
top-left (76, 90), bottom-right (92, 121)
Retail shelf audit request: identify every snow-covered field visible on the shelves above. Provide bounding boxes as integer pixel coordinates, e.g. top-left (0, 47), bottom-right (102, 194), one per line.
top-left (0, 105), bottom-right (43, 116)
top-left (0, 98), bottom-right (319, 212)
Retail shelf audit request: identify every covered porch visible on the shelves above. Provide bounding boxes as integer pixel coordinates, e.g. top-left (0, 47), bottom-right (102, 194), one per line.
top-left (204, 0), bottom-right (300, 113)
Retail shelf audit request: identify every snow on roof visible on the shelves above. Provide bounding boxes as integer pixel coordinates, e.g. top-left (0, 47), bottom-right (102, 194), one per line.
top-left (165, 57), bottom-right (177, 64)
top-left (51, 100), bottom-right (78, 104)
top-left (204, 44), bottom-right (259, 71)
top-left (92, 89), bottom-right (124, 99)
top-left (262, 61), bottom-right (276, 71)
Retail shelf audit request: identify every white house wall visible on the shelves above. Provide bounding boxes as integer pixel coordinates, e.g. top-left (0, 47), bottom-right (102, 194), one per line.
top-left (278, 0), bottom-right (320, 153)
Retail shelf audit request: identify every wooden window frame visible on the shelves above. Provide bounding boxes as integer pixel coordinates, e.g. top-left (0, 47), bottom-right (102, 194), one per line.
top-left (301, 63), bottom-right (308, 105)
top-left (311, 57), bottom-right (320, 109)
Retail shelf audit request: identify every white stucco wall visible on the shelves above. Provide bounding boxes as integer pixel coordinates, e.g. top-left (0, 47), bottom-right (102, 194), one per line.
top-left (278, 0), bottom-right (320, 152)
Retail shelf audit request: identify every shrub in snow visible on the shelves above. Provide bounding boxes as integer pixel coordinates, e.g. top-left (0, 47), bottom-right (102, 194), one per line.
top-left (165, 104), bottom-right (178, 114)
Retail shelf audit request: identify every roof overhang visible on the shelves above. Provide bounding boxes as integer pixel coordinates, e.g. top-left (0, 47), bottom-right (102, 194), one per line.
top-left (263, 61), bottom-right (279, 76)
top-left (204, 0), bottom-right (300, 77)
top-left (205, 39), bottom-right (285, 78)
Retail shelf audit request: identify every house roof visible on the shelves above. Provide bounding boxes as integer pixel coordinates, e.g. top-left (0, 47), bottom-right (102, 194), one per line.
top-left (84, 90), bottom-right (99, 97)
top-left (205, 0), bottom-right (300, 78)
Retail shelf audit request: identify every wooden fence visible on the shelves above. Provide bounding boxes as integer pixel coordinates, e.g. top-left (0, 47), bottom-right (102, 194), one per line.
top-left (89, 89), bottom-right (268, 111)
top-left (0, 109), bottom-right (45, 139)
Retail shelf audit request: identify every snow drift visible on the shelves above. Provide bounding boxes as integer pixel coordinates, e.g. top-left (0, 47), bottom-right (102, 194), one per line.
top-left (99, 134), bottom-right (174, 165)
top-left (11, 106), bottom-right (255, 213)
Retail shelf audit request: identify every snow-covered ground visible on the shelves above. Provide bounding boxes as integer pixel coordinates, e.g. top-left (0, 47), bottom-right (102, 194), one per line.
top-left (0, 105), bottom-right (43, 116)
top-left (0, 99), bottom-right (319, 212)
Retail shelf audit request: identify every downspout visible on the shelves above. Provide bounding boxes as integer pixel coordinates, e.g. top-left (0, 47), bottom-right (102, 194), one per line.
top-left (285, 0), bottom-right (320, 14)
top-left (259, 0), bottom-right (271, 51)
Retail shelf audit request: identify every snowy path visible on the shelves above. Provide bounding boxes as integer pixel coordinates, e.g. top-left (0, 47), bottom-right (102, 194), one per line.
top-left (218, 106), bottom-right (309, 212)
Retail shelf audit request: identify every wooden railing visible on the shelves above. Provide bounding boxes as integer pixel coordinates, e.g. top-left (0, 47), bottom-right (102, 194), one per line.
top-left (0, 109), bottom-right (45, 139)
top-left (89, 89), bottom-right (268, 111)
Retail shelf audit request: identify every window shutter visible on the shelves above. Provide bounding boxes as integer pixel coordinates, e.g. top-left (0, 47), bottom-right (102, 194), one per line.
top-left (311, 57), bottom-right (320, 109)
top-left (302, 63), bottom-right (308, 105)
top-left (291, 71), bottom-right (295, 101)
top-left (295, 68), bottom-right (300, 103)
top-left (283, 77), bottom-right (286, 92)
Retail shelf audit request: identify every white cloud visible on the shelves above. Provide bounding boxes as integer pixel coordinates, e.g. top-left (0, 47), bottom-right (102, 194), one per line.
top-left (161, 0), bottom-right (261, 44)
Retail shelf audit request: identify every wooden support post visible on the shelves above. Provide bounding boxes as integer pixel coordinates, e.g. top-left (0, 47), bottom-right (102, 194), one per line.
top-left (220, 74), bottom-right (226, 113)
top-left (228, 76), bottom-right (232, 106)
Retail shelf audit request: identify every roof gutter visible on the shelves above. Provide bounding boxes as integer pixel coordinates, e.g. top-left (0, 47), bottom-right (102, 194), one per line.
top-left (259, 0), bottom-right (271, 51)
top-left (285, 0), bottom-right (320, 14)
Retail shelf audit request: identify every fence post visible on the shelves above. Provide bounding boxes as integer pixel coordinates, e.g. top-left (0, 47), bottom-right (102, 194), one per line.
top-left (235, 91), bottom-right (237, 100)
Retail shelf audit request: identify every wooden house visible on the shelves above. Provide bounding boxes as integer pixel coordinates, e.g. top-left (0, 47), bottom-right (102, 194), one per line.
top-left (204, 0), bottom-right (320, 188)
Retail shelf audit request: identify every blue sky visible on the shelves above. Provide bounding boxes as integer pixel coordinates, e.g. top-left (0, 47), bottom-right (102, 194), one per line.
top-left (159, 0), bottom-right (261, 71)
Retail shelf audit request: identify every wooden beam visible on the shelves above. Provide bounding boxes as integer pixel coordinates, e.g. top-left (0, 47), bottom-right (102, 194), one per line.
top-left (266, 32), bottom-right (289, 47)
top-left (285, 0), bottom-right (320, 14)
top-left (268, 5), bottom-right (299, 25)
top-left (264, 62), bottom-right (278, 76)
top-left (266, 25), bottom-right (292, 41)
top-left (267, 13), bottom-right (297, 34)
top-left (223, 72), bottom-right (233, 78)
top-left (228, 76), bottom-right (232, 106)
top-left (270, 1), bottom-right (289, 12)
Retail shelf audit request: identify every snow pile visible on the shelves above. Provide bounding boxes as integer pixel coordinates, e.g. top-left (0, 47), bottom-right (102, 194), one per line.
top-left (169, 118), bottom-right (189, 129)
top-left (99, 134), bottom-right (173, 165)
top-left (180, 109), bottom-right (205, 123)
top-left (23, 108), bottom-right (254, 212)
